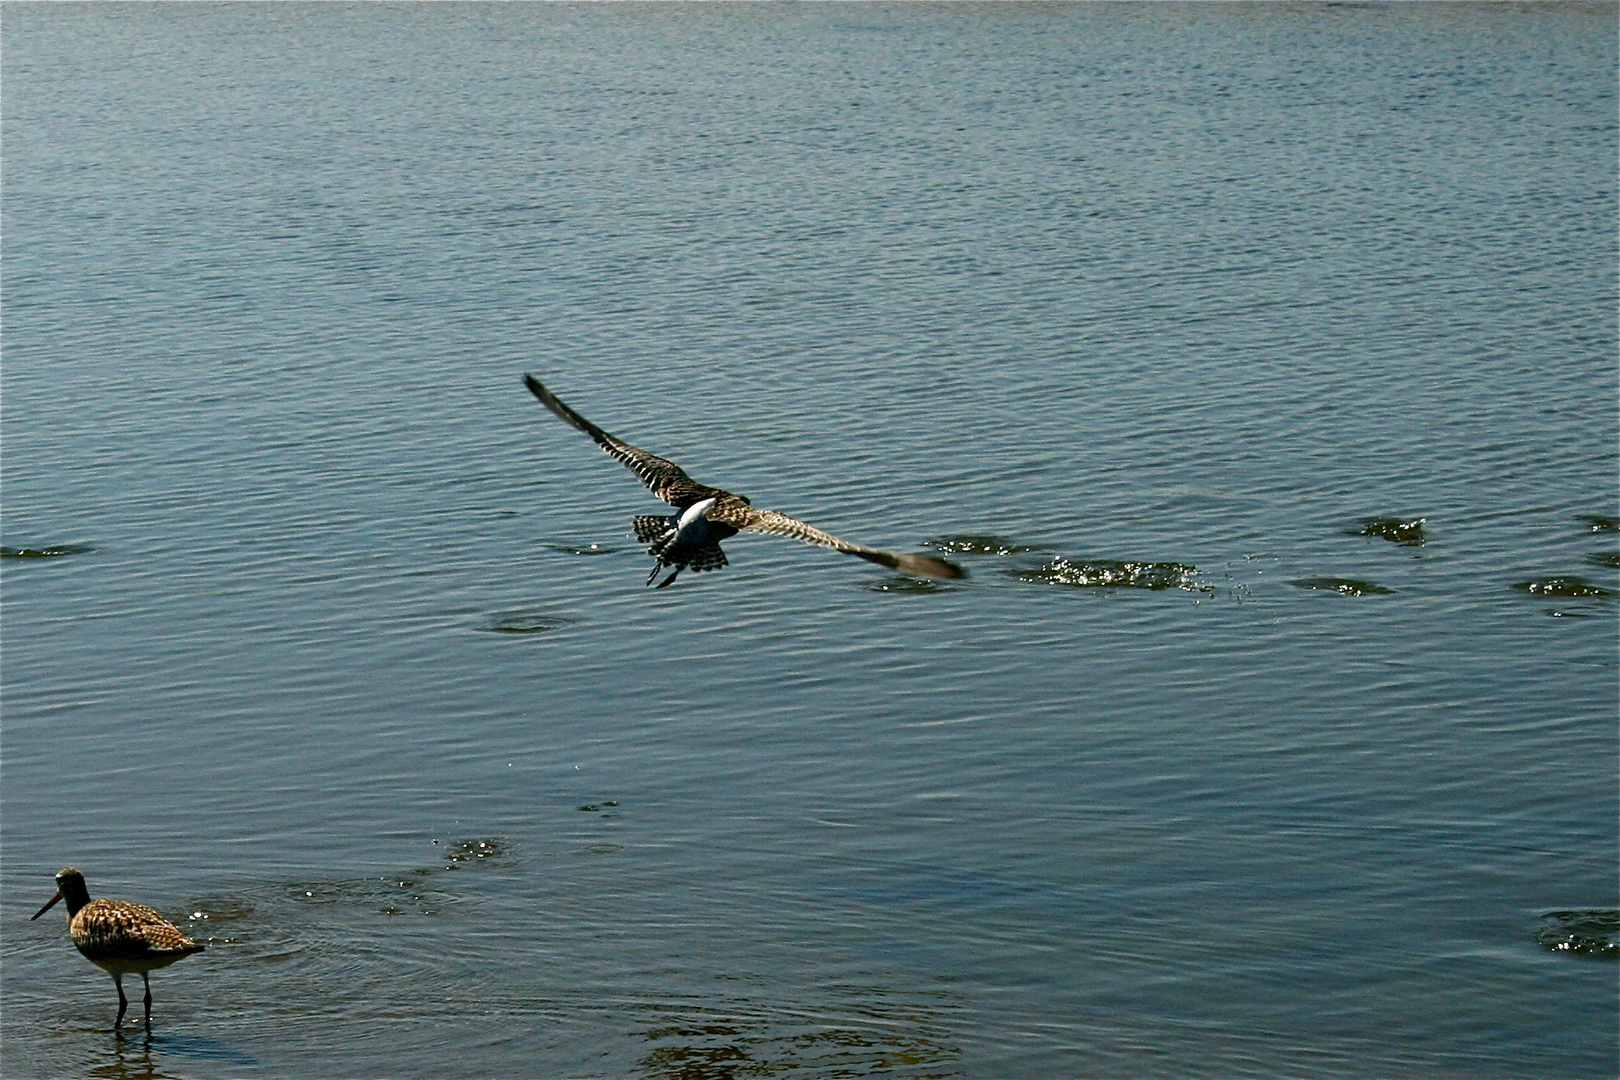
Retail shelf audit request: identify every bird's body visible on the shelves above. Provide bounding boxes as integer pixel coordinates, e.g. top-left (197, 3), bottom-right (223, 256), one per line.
top-left (523, 374), bottom-right (964, 587)
top-left (32, 867), bottom-right (204, 1030)
top-left (637, 497), bottom-right (728, 585)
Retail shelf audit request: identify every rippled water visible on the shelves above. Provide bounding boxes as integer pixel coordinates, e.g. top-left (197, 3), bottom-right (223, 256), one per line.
top-left (4, 5), bottom-right (1616, 1078)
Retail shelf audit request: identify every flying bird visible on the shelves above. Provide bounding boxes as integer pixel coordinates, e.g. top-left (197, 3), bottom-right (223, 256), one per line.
top-left (524, 374), bottom-right (964, 588)
top-left (31, 867), bottom-right (205, 1030)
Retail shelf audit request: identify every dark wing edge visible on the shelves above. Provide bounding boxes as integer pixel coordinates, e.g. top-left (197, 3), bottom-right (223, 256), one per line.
top-left (523, 373), bottom-right (700, 507)
top-left (731, 507), bottom-right (964, 580)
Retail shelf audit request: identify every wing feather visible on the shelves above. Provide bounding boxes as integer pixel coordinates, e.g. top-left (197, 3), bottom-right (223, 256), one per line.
top-left (524, 374), bottom-right (727, 509)
top-left (728, 507), bottom-right (964, 580)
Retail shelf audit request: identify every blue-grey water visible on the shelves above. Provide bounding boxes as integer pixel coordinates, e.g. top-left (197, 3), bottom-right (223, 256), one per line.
top-left (3, 4), bottom-right (1616, 1078)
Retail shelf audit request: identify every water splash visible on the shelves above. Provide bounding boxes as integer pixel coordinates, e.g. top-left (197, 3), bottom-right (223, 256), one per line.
top-left (1350, 517), bottom-right (1426, 546)
top-left (437, 837), bottom-right (507, 865)
top-left (1008, 557), bottom-right (1206, 591)
top-left (924, 534), bottom-right (1048, 556)
top-left (1536, 910), bottom-right (1619, 958)
top-left (1511, 577), bottom-right (1615, 598)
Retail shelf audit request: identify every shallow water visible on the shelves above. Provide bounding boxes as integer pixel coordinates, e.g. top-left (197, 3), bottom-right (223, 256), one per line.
top-left (3, 4), bottom-right (1616, 1078)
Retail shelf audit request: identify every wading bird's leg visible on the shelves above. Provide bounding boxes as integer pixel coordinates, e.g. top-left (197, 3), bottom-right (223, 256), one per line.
top-left (142, 972), bottom-right (153, 1028)
top-left (112, 973), bottom-right (128, 1030)
top-left (646, 562), bottom-right (664, 586)
top-left (654, 566), bottom-right (683, 589)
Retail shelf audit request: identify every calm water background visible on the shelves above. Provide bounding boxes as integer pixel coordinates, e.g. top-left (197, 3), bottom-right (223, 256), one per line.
top-left (3, 4), bottom-right (1616, 1078)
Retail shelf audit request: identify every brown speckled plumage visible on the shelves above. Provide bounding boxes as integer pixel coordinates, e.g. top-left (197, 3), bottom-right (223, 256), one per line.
top-left (524, 374), bottom-right (965, 587)
top-left (32, 867), bottom-right (204, 1029)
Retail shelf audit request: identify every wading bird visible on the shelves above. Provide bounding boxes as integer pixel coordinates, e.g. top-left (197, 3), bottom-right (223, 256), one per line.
top-left (524, 374), bottom-right (964, 588)
top-left (31, 867), bottom-right (205, 1030)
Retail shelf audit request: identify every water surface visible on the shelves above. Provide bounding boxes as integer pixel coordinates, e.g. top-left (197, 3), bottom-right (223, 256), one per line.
top-left (4, 4), bottom-right (1616, 1078)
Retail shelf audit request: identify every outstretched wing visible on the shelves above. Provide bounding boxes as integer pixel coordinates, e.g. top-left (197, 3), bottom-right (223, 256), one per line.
top-left (524, 374), bottom-right (727, 509)
top-left (726, 507), bottom-right (964, 580)
top-left (525, 374), bottom-right (963, 581)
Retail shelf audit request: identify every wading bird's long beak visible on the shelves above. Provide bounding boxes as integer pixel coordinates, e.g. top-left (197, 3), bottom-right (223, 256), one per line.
top-left (31, 891), bottom-right (62, 921)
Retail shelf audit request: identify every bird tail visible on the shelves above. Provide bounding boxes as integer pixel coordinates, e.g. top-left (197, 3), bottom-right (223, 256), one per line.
top-left (634, 515), bottom-right (678, 544)
top-left (687, 542), bottom-right (728, 572)
top-left (635, 516), bottom-right (727, 582)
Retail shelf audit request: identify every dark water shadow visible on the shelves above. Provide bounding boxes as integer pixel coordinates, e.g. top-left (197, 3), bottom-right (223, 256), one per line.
top-left (1536, 909), bottom-right (1619, 958)
top-left (1289, 576), bottom-right (1395, 596)
top-left (147, 1031), bottom-right (260, 1066)
top-left (82, 1028), bottom-right (257, 1079)
top-left (478, 610), bottom-right (578, 634)
top-left (1349, 517), bottom-right (1426, 546)
top-left (1577, 514), bottom-right (1618, 533)
top-left (1585, 551), bottom-right (1620, 569)
top-left (860, 575), bottom-right (959, 594)
top-left (1, 543), bottom-right (95, 558)
top-left (629, 989), bottom-right (960, 1080)
top-left (545, 540), bottom-right (622, 556)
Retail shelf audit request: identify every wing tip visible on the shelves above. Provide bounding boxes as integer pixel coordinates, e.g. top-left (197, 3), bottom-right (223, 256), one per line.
top-left (523, 372), bottom-right (596, 434)
top-left (854, 550), bottom-right (965, 580)
top-left (893, 552), bottom-right (966, 580)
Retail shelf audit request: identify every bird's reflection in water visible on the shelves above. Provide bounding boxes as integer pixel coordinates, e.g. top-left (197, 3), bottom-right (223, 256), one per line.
top-left (88, 1032), bottom-right (173, 1080)
top-left (85, 1030), bottom-right (259, 1080)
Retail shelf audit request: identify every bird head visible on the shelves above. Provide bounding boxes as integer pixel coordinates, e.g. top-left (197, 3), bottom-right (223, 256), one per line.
top-left (31, 867), bottom-right (88, 920)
